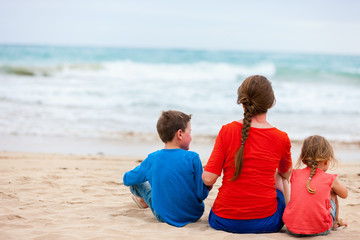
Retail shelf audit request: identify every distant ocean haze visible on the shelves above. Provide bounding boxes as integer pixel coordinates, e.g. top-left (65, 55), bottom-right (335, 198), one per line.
top-left (0, 45), bottom-right (359, 143)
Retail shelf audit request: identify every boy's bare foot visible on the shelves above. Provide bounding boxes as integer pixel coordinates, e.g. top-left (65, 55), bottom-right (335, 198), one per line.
top-left (131, 195), bottom-right (149, 209)
top-left (333, 218), bottom-right (348, 229)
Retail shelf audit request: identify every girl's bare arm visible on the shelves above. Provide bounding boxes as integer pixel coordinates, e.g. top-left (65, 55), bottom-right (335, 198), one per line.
top-left (332, 177), bottom-right (348, 199)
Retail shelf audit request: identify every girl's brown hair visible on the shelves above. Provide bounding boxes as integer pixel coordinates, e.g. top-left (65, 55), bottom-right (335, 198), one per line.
top-left (231, 75), bottom-right (275, 181)
top-left (296, 135), bottom-right (337, 193)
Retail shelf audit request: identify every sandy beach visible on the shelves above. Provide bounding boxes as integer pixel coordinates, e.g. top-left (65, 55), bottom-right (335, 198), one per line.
top-left (1, 2), bottom-right (360, 239)
top-left (0, 140), bottom-right (359, 240)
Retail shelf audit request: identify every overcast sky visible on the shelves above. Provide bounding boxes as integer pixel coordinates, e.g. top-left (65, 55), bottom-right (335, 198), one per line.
top-left (1, 0), bottom-right (360, 55)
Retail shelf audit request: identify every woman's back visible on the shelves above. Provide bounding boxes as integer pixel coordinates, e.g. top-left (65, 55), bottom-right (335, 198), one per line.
top-left (205, 121), bottom-right (292, 219)
top-left (202, 75), bottom-right (293, 233)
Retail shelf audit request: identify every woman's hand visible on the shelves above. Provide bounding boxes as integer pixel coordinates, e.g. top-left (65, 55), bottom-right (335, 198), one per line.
top-left (279, 166), bottom-right (292, 181)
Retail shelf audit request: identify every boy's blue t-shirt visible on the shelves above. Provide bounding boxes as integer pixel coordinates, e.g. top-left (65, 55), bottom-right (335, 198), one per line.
top-left (123, 149), bottom-right (209, 227)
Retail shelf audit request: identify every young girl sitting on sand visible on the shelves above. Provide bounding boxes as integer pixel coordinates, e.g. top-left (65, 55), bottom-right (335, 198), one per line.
top-left (283, 135), bottom-right (348, 236)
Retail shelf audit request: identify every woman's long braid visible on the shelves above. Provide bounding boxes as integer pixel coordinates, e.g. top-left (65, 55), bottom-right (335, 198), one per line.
top-left (231, 75), bottom-right (275, 181)
top-left (306, 160), bottom-right (318, 194)
top-left (231, 104), bottom-right (252, 181)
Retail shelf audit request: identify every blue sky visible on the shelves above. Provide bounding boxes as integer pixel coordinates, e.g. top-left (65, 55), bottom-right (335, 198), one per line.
top-left (1, 0), bottom-right (360, 55)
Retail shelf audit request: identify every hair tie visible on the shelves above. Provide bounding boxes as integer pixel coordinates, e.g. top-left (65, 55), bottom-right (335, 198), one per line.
top-left (241, 142), bottom-right (245, 145)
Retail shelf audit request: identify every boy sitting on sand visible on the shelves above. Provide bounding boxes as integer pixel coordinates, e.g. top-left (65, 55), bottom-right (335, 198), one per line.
top-left (123, 110), bottom-right (209, 227)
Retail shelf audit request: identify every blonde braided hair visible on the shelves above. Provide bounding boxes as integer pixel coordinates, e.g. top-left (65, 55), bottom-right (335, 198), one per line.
top-left (296, 135), bottom-right (338, 194)
top-left (305, 159), bottom-right (318, 194)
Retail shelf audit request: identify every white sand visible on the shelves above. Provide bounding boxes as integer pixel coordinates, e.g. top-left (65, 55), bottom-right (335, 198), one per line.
top-left (0, 141), bottom-right (359, 239)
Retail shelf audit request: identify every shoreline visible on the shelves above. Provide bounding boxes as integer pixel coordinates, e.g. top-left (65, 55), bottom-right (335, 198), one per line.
top-left (0, 134), bottom-right (359, 163)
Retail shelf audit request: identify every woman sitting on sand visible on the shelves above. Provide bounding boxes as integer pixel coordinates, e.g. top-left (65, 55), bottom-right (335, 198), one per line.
top-left (202, 75), bottom-right (292, 233)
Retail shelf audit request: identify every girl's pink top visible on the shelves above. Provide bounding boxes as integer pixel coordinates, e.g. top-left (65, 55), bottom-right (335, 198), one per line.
top-left (283, 167), bottom-right (337, 234)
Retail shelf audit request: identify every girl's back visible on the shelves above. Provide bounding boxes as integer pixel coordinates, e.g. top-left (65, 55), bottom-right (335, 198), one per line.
top-left (283, 167), bottom-right (337, 235)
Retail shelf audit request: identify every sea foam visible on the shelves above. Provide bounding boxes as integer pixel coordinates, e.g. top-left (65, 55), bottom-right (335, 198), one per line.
top-left (0, 45), bottom-right (359, 143)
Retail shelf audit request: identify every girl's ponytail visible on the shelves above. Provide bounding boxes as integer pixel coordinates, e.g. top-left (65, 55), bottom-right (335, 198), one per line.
top-left (306, 160), bottom-right (318, 194)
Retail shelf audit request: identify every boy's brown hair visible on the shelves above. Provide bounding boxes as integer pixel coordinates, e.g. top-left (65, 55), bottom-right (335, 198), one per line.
top-left (156, 110), bottom-right (192, 143)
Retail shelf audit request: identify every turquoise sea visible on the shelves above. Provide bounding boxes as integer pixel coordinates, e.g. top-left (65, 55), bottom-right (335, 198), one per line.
top-left (0, 45), bottom-right (360, 144)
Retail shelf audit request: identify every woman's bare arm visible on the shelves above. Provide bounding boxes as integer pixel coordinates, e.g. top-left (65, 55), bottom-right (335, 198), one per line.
top-left (202, 170), bottom-right (220, 187)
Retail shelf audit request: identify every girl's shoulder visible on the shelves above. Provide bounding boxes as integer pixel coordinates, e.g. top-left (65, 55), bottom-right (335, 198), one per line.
top-left (292, 167), bottom-right (337, 179)
top-left (292, 167), bottom-right (310, 176)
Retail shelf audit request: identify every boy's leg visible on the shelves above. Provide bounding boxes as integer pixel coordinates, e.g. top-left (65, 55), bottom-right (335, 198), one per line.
top-left (129, 182), bottom-right (164, 222)
top-left (130, 182), bottom-right (151, 208)
top-left (132, 195), bottom-right (148, 208)
top-left (275, 170), bottom-right (290, 204)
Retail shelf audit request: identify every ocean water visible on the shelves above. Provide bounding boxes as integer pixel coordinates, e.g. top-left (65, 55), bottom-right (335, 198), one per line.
top-left (0, 45), bottom-right (360, 144)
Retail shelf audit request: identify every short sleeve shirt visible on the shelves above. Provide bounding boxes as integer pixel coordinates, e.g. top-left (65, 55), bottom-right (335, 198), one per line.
top-left (204, 121), bottom-right (292, 219)
top-left (283, 168), bottom-right (337, 234)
